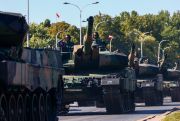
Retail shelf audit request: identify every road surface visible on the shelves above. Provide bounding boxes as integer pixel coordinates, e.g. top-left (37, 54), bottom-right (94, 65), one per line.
top-left (59, 98), bottom-right (180, 121)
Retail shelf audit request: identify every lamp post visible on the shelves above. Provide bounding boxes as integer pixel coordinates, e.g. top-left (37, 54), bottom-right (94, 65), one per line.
top-left (56, 31), bottom-right (62, 49)
top-left (27, 0), bottom-right (30, 47)
top-left (95, 19), bottom-right (114, 32)
top-left (95, 20), bottom-right (106, 31)
top-left (157, 40), bottom-right (169, 65)
top-left (140, 31), bottom-right (152, 58)
top-left (63, 2), bottom-right (99, 45)
top-left (108, 35), bottom-right (113, 52)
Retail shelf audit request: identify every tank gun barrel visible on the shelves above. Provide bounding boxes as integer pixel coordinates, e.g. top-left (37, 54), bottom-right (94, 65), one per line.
top-left (83, 16), bottom-right (94, 55)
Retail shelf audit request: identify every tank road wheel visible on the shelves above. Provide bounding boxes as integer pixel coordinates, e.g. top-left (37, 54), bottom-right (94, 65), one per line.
top-left (130, 93), bottom-right (135, 112)
top-left (0, 95), bottom-right (8, 121)
top-left (124, 93), bottom-right (130, 112)
top-left (9, 95), bottom-right (17, 121)
top-left (46, 94), bottom-right (54, 121)
top-left (156, 91), bottom-right (163, 106)
top-left (32, 95), bottom-right (39, 121)
top-left (126, 92), bottom-right (135, 112)
top-left (39, 94), bottom-right (45, 121)
top-left (144, 88), bottom-right (163, 106)
top-left (25, 95), bottom-right (31, 121)
top-left (171, 88), bottom-right (180, 102)
top-left (17, 95), bottom-right (24, 121)
top-left (103, 86), bottom-right (124, 114)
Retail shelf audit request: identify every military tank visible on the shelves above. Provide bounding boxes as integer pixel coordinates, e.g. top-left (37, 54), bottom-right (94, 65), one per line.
top-left (60, 16), bottom-right (136, 114)
top-left (135, 58), bottom-right (164, 106)
top-left (163, 68), bottom-right (180, 102)
top-left (0, 11), bottom-right (64, 121)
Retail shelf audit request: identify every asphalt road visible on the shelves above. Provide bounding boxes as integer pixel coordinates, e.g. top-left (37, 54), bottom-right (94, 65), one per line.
top-left (59, 97), bottom-right (180, 121)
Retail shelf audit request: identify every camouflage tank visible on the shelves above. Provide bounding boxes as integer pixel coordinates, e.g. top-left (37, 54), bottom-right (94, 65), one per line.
top-left (163, 68), bottom-right (180, 102)
top-left (60, 16), bottom-right (136, 114)
top-left (0, 11), bottom-right (64, 121)
top-left (135, 59), bottom-right (164, 106)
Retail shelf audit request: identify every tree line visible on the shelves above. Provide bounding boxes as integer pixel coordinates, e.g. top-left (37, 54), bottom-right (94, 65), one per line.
top-left (27, 10), bottom-right (180, 68)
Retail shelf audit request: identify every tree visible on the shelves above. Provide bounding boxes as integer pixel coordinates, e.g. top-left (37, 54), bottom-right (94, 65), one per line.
top-left (28, 23), bottom-right (52, 48)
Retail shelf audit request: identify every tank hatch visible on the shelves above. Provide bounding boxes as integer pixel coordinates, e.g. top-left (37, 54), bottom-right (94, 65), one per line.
top-left (0, 11), bottom-right (28, 48)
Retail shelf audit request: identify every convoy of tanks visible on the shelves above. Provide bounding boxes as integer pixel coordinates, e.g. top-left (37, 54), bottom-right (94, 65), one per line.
top-left (61, 16), bottom-right (136, 114)
top-left (0, 11), bottom-right (180, 121)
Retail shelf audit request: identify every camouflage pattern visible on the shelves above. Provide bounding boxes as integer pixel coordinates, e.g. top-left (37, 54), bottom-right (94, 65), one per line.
top-left (22, 48), bottom-right (63, 68)
top-left (162, 69), bottom-right (180, 102)
top-left (0, 60), bottom-right (63, 91)
top-left (99, 51), bottom-right (128, 69)
top-left (0, 11), bottom-right (63, 121)
top-left (21, 48), bottom-right (64, 90)
top-left (135, 63), bottom-right (164, 105)
top-left (138, 64), bottom-right (159, 78)
top-left (0, 11), bottom-right (64, 91)
top-left (101, 68), bottom-right (136, 91)
top-left (136, 74), bottom-right (163, 91)
top-left (0, 11), bottom-right (28, 49)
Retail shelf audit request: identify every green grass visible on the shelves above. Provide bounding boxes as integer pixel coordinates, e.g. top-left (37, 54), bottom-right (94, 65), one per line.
top-left (163, 111), bottom-right (180, 121)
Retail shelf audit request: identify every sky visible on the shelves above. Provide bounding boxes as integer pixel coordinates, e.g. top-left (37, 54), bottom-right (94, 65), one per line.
top-left (0, 0), bottom-right (180, 27)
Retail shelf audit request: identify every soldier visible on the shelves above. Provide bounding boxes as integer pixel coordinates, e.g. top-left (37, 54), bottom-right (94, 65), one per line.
top-left (57, 39), bottom-right (66, 52)
top-left (65, 34), bottom-right (74, 52)
top-left (92, 32), bottom-right (106, 51)
top-left (58, 34), bottom-right (74, 52)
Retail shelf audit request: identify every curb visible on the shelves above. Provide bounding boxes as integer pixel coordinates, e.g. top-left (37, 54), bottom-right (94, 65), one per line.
top-left (137, 107), bottom-right (180, 121)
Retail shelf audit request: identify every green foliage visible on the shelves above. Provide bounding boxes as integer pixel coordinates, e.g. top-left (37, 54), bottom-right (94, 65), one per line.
top-left (93, 11), bottom-right (180, 67)
top-left (28, 22), bottom-right (52, 48)
top-left (162, 111), bottom-right (180, 121)
top-left (48, 21), bottom-right (79, 44)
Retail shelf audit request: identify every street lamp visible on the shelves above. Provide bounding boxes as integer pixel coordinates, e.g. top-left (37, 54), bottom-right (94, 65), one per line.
top-left (63, 2), bottom-right (99, 45)
top-left (56, 31), bottom-right (62, 49)
top-left (27, 0), bottom-right (30, 47)
top-left (157, 40), bottom-right (169, 65)
top-left (161, 46), bottom-right (170, 61)
top-left (139, 31), bottom-right (152, 58)
top-left (94, 19), bottom-right (112, 31)
top-left (108, 35), bottom-right (113, 52)
top-left (94, 21), bottom-right (105, 31)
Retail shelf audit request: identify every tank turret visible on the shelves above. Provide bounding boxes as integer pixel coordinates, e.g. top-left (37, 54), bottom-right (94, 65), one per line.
top-left (0, 11), bottom-right (28, 60)
top-left (71, 16), bottom-right (128, 70)
top-left (166, 69), bottom-right (180, 80)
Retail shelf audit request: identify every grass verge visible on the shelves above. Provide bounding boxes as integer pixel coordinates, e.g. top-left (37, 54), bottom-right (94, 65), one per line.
top-left (162, 111), bottom-right (180, 121)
